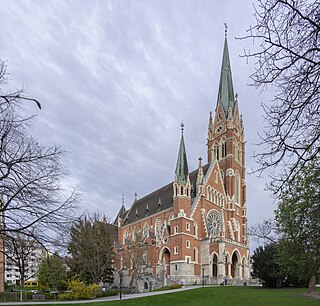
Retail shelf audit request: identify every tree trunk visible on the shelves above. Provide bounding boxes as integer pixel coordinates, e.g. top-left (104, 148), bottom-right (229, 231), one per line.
top-left (20, 274), bottom-right (24, 302)
top-left (308, 275), bottom-right (316, 294)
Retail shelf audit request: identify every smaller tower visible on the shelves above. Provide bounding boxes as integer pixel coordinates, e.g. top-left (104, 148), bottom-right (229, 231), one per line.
top-left (173, 122), bottom-right (191, 215)
top-left (196, 157), bottom-right (204, 194)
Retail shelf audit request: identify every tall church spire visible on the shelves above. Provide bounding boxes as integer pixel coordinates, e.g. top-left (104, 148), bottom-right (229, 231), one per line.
top-left (218, 25), bottom-right (235, 118)
top-left (175, 122), bottom-right (189, 184)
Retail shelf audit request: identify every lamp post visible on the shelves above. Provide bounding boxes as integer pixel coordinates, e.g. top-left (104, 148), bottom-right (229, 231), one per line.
top-left (202, 268), bottom-right (205, 287)
top-left (119, 270), bottom-right (123, 300)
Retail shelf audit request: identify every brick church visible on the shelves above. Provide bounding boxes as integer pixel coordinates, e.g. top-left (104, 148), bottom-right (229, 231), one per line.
top-left (113, 32), bottom-right (250, 291)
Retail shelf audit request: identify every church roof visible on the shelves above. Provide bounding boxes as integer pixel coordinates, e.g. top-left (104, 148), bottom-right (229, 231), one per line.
top-left (218, 35), bottom-right (235, 118)
top-left (121, 163), bottom-right (211, 226)
top-left (113, 204), bottom-right (127, 225)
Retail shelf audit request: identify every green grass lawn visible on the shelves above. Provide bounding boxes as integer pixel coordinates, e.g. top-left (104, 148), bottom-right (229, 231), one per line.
top-left (26, 286), bottom-right (320, 306)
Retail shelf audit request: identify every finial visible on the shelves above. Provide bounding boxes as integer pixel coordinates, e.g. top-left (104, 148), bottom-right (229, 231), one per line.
top-left (224, 23), bottom-right (228, 37)
top-left (180, 121), bottom-right (184, 134)
top-left (135, 208), bottom-right (138, 217)
top-left (134, 192), bottom-right (137, 200)
top-left (146, 203), bottom-right (149, 214)
top-left (198, 156), bottom-right (202, 167)
top-left (122, 194), bottom-right (125, 205)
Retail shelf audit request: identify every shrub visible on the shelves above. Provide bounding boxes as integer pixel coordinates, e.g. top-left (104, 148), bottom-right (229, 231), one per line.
top-left (170, 283), bottom-right (183, 289)
top-left (58, 279), bottom-right (99, 300)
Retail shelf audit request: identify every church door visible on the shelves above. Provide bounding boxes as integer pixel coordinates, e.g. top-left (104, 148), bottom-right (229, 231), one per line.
top-left (231, 253), bottom-right (238, 278)
top-left (212, 254), bottom-right (218, 277)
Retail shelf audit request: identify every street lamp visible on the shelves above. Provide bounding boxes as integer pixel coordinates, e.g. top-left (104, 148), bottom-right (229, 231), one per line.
top-left (202, 268), bottom-right (205, 287)
top-left (119, 270), bottom-right (123, 300)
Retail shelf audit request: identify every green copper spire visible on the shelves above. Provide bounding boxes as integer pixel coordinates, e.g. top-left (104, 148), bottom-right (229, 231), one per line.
top-left (218, 25), bottom-right (235, 117)
top-left (175, 122), bottom-right (189, 184)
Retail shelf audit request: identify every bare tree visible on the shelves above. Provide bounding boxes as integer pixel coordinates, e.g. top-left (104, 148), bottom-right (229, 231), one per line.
top-left (3, 233), bottom-right (44, 301)
top-left (123, 232), bottom-right (149, 293)
top-left (249, 218), bottom-right (280, 245)
top-left (0, 60), bottom-right (79, 246)
top-left (240, 0), bottom-right (320, 192)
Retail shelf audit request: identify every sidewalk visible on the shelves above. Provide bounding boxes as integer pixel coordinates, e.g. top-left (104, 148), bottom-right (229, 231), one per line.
top-left (0, 286), bottom-right (202, 305)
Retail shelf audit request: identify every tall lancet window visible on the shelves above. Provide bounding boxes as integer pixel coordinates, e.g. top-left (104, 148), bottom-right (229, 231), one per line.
top-left (213, 142), bottom-right (219, 160)
top-left (235, 171), bottom-right (240, 204)
top-left (221, 138), bottom-right (227, 158)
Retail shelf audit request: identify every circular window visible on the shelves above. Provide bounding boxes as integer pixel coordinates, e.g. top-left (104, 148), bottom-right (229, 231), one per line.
top-left (207, 210), bottom-right (221, 237)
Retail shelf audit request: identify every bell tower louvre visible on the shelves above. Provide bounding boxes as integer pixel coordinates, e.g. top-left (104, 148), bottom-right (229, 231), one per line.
top-left (113, 29), bottom-right (250, 291)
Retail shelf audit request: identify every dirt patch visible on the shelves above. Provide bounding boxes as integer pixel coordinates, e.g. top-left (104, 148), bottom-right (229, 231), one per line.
top-left (302, 292), bottom-right (320, 299)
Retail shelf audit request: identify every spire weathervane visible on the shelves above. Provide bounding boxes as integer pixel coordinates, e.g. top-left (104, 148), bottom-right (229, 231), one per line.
top-left (224, 23), bottom-right (228, 37)
top-left (180, 121), bottom-right (184, 134)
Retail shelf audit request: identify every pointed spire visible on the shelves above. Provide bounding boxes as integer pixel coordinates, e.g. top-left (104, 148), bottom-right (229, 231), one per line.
top-left (196, 157), bottom-right (204, 186)
top-left (218, 24), bottom-right (235, 118)
top-left (175, 122), bottom-right (189, 184)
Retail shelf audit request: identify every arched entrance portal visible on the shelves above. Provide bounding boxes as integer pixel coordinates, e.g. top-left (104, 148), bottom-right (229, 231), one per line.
top-left (212, 254), bottom-right (218, 277)
top-left (144, 281), bottom-right (149, 290)
top-left (231, 252), bottom-right (238, 278)
top-left (160, 248), bottom-right (171, 275)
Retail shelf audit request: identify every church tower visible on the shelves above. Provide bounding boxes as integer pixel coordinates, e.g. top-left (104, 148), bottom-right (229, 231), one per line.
top-left (173, 122), bottom-right (191, 215)
top-left (207, 29), bottom-right (247, 244)
top-left (207, 33), bottom-right (246, 207)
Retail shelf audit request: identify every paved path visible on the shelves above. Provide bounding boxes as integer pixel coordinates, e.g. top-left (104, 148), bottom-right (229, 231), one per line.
top-left (0, 286), bottom-right (202, 305)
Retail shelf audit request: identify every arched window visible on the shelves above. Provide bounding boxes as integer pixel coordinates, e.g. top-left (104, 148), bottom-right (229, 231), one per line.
top-left (123, 231), bottom-right (128, 245)
top-left (221, 138), bottom-right (227, 158)
top-left (194, 222), bottom-right (198, 238)
top-left (143, 223), bottom-right (149, 239)
top-left (174, 246), bottom-right (178, 254)
top-left (235, 172), bottom-right (240, 204)
top-left (186, 222), bottom-right (190, 231)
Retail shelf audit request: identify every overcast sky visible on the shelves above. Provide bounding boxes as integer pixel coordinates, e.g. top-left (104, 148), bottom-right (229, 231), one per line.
top-left (1, 0), bottom-right (276, 248)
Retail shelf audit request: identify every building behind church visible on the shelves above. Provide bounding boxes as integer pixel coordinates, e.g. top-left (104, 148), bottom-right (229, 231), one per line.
top-left (113, 32), bottom-right (250, 291)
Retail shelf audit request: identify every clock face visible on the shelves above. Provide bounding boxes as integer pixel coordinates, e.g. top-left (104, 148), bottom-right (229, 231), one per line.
top-left (207, 210), bottom-right (221, 237)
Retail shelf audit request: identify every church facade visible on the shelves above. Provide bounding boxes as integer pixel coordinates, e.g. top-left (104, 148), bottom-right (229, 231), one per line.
top-left (113, 33), bottom-right (250, 291)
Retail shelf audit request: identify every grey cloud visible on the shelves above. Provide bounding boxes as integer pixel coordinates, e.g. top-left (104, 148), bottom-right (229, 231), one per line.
top-left (0, 0), bottom-right (272, 251)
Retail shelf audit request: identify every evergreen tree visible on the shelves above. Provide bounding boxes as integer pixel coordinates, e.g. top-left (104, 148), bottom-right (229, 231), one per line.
top-left (252, 243), bottom-right (283, 288)
top-left (38, 253), bottom-right (67, 290)
top-left (68, 214), bottom-right (114, 284)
